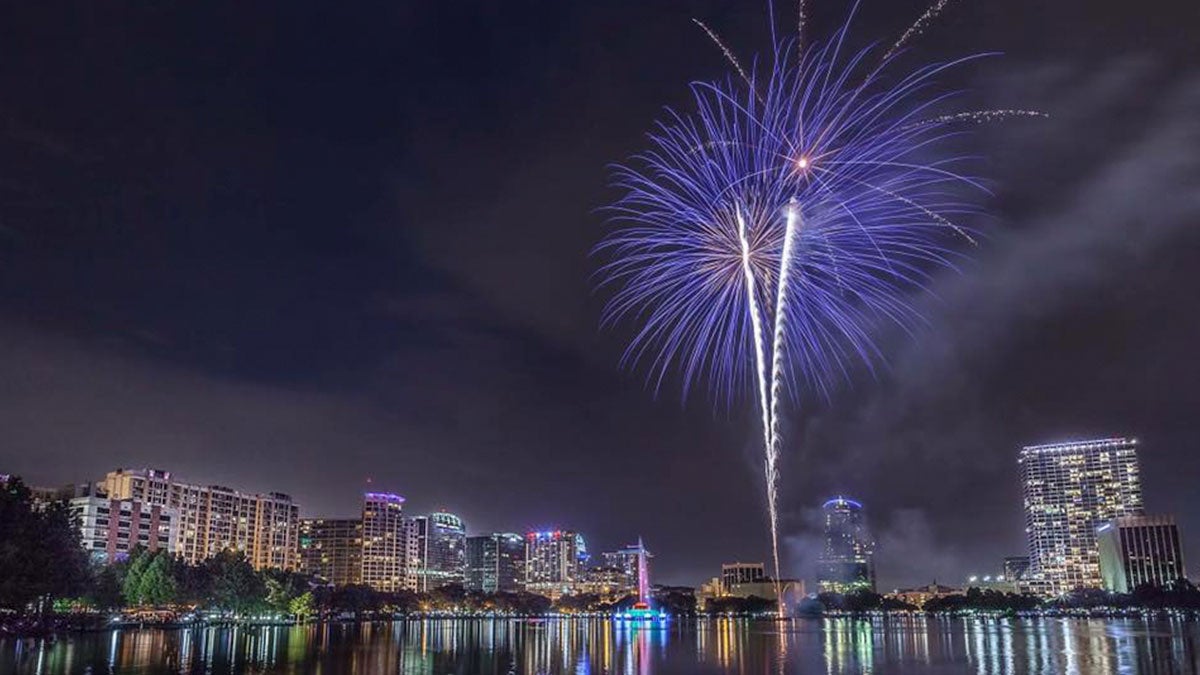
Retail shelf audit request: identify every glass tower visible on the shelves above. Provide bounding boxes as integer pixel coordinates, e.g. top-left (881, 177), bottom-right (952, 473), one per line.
top-left (413, 511), bottom-right (467, 590)
top-left (817, 496), bottom-right (875, 594)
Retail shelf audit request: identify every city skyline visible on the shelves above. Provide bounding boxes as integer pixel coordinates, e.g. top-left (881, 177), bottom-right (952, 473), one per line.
top-left (11, 431), bottom-right (1190, 594)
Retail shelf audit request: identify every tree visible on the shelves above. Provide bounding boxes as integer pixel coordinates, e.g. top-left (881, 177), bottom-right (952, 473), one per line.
top-left (289, 591), bottom-right (315, 620)
top-left (122, 548), bottom-right (151, 606)
top-left (653, 586), bottom-right (698, 615)
top-left (136, 551), bottom-right (178, 606)
top-left (174, 556), bottom-right (212, 606)
top-left (205, 550), bottom-right (265, 614)
top-left (323, 584), bottom-right (383, 616)
top-left (0, 477), bottom-right (90, 611)
top-left (842, 590), bottom-right (884, 613)
top-left (384, 590), bottom-right (421, 614)
top-left (86, 562), bottom-right (126, 610)
top-left (707, 595), bottom-right (775, 614)
top-left (429, 583), bottom-right (468, 610)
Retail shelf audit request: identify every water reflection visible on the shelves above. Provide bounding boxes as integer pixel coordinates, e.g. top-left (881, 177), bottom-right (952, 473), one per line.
top-left (2, 617), bottom-right (1199, 674)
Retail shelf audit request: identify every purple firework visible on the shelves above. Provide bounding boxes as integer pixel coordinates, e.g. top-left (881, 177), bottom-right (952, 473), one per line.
top-left (595, 1), bottom-right (1038, 606)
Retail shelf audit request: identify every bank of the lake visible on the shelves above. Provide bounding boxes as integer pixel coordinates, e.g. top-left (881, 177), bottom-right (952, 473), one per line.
top-left (3, 615), bottom-right (1198, 674)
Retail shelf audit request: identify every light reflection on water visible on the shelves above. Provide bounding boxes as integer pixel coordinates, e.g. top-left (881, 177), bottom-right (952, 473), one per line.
top-left (3, 616), bottom-right (1199, 674)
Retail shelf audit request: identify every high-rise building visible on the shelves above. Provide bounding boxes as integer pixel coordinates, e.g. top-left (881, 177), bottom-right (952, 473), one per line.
top-left (1019, 438), bottom-right (1143, 595)
top-left (601, 543), bottom-right (653, 595)
top-left (465, 533), bottom-right (525, 593)
top-left (299, 518), bottom-right (363, 587)
top-left (1098, 515), bottom-right (1186, 593)
top-left (721, 562), bottom-right (765, 590)
top-left (525, 530), bottom-right (587, 597)
top-left (101, 468), bottom-right (300, 570)
top-left (1003, 556), bottom-right (1032, 582)
top-left (429, 512), bottom-right (467, 586)
top-left (410, 512), bottom-right (467, 591)
top-left (361, 492), bottom-right (414, 592)
top-left (70, 495), bottom-right (176, 564)
top-left (406, 516), bottom-right (428, 589)
top-left (817, 496), bottom-right (875, 594)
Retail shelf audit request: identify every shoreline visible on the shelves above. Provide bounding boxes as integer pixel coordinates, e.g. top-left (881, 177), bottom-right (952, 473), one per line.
top-left (4, 608), bottom-right (1200, 639)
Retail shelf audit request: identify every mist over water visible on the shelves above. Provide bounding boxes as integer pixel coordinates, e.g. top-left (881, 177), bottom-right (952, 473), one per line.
top-left (3, 617), bottom-right (1197, 674)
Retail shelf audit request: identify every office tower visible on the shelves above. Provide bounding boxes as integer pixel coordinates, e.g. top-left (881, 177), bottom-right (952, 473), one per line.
top-left (299, 518), bottom-right (363, 587)
top-left (70, 495), bottom-right (176, 564)
top-left (1019, 438), bottom-right (1143, 595)
top-left (1098, 515), bottom-right (1186, 593)
top-left (429, 512), bottom-right (467, 586)
top-left (465, 533), bottom-right (526, 593)
top-left (817, 496), bottom-right (876, 594)
top-left (101, 468), bottom-right (300, 570)
top-left (1003, 556), bottom-right (1032, 582)
top-left (525, 530), bottom-right (587, 596)
top-left (410, 512), bottom-right (466, 590)
top-left (602, 542), bottom-right (653, 595)
top-left (361, 492), bottom-right (413, 592)
top-left (406, 516), bottom-right (429, 590)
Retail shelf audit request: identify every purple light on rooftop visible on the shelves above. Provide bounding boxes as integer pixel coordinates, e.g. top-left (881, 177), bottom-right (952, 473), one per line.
top-left (364, 492), bottom-right (405, 503)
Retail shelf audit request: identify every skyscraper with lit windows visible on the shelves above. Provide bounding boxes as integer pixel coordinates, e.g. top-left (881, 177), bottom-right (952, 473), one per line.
top-left (524, 530), bottom-right (587, 597)
top-left (411, 511), bottom-right (467, 591)
top-left (100, 467), bottom-right (299, 570)
top-left (361, 492), bottom-right (413, 592)
top-left (465, 532), bottom-right (525, 593)
top-left (817, 496), bottom-right (875, 593)
top-left (1019, 437), bottom-right (1143, 596)
top-left (299, 517), bottom-right (363, 587)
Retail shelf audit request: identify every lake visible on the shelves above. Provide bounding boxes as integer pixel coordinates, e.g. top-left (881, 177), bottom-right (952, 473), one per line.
top-left (3, 616), bottom-right (1198, 674)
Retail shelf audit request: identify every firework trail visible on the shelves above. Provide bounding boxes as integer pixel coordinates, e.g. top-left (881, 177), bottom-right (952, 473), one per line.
top-left (882, 0), bottom-right (957, 62)
top-left (692, 19), bottom-right (757, 96)
top-left (737, 208), bottom-right (773, 484)
top-left (764, 201), bottom-right (798, 605)
top-left (598, 2), bottom-right (1037, 613)
top-left (901, 109), bottom-right (1049, 130)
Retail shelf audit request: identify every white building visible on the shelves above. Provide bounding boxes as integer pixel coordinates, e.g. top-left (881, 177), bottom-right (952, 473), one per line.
top-left (361, 492), bottom-right (417, 592)
top-left (101, 468), bottom-right (300, 570)
top-left (1019, 438), bottom-right (1143, 596)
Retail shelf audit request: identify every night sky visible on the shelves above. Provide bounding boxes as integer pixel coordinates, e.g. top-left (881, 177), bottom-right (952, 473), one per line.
top-left (1, 1), bottom-right (1198, 589)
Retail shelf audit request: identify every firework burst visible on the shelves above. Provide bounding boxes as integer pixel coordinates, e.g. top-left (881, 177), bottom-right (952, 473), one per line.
top-left (596, 1), bottom-right (1036, 610)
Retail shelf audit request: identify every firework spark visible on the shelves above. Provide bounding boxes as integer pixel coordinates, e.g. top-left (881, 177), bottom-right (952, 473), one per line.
top-left (692, 19), bottom-right (757, 96)
top-left (901, 109), bottom-right (1049, 130)
top-left (598, 2), bottom-right (1032, 612)
top-left (883, 0), bottom-right (957, 63)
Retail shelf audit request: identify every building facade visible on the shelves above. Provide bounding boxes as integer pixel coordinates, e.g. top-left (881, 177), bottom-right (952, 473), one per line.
top-left (299, 518), bottom-right (363, 587)
top-left (601, 543), bottom-right (652, 596)
top-left (817, 496), bottom-right (876, 594)
top-left (410, 512), bottom-right (467, 591)
top-left (1003, 556), bottom-right (1032, 582)
top-left (101, 468), bottom-right (300, 570)
top-left (889, 583), bottom-right (963, 609)
top-left (1019, 438), bottom-right (1143, 595)
top-left (361, 492), bottom-right (414, 592)
top-left (699, 563), bottom-right (805, 612)
top-left (70, 495), bottom-right (176, 564)
top-left (721, 562), bottom-right (765, 590)
top-left (525, 530), bottom-right (587, 597)
top-left (465, 532), bottom-right (525, 593)
top-left (1098, 515), bottom-right (1186, 593)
